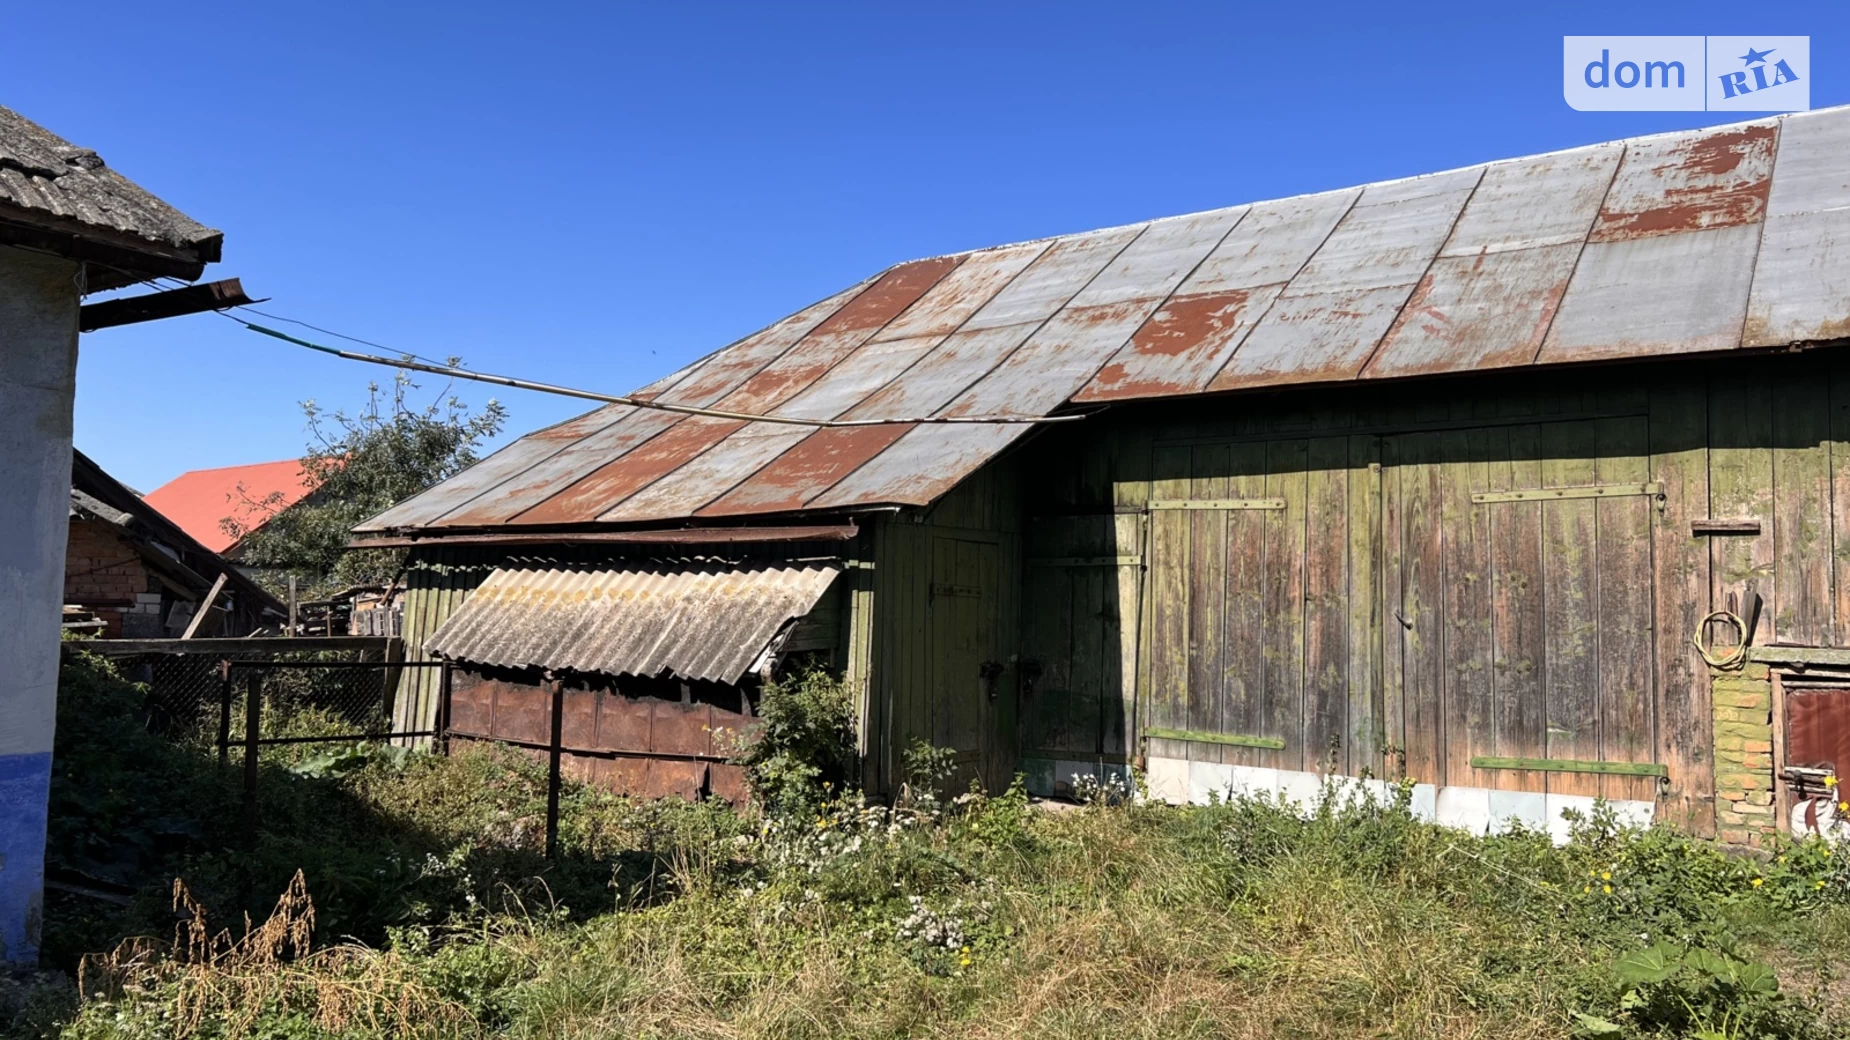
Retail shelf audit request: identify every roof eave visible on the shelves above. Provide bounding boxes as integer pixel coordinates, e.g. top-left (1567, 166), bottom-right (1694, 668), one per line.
top-left (0, 207), bottom-right (219, 289)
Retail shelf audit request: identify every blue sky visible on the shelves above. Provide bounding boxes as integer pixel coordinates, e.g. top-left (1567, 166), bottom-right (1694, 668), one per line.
top-left (11, 2), bottom-right (1846, 490)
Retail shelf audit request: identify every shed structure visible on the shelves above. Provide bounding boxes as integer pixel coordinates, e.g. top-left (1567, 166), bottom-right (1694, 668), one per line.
top-left (363, 109), bottom-right (1850, 842)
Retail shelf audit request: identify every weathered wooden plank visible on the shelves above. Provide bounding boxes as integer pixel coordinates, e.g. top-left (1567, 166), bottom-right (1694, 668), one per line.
top-left (1831, 361), bottom-right (1850, 645)
top-left (1648, 379), bottom-right (1714, 835)
top-left (1708, 373), bottom-right (1776, 642)
top-left (1346, 437), bottom-right (1382, 777)
top-left (1443, 429), bottom-right (1494, 793)
top-left (1491, 424), bottom-right (1547, 795)
top-left (1395, 433), bottom-right (1445, 788)
top-left (1019, 551), bottom-right (1071, 756)
top-left (1221, 440), bottom-right (1270, 767)
top-left (1303, 436), bottom-right (1350, 773)
top-left (1107, 511), bottom-right (1143, 756)
top-left (1379, 435), bottom-right (1408, 779)
top-left (1264, 439), bottom-right (1310, 771)
top-left (1144, 444), bottom-right (1193, 764)
top-left (1071, 561), bottom-right (1108, 763)
top-left (1771, 361), bottom-right (1833, 645)
top-left (1187, 444), bottom-right (1231, 757)
top-left (1541, 420), bottom-right (1602, 799)
top-left (1595, 415), bottom-right (1659, 803)
top-left (1143, 728), bottom-right (1286, 749)
top-left (1471, 756), bottom-right (1667, 777)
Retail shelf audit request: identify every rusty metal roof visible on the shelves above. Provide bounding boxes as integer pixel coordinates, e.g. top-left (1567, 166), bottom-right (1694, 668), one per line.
top-left (424, 562), bottom-right (840, 682)
top-left (362, 107), bottom-right (1850, 534)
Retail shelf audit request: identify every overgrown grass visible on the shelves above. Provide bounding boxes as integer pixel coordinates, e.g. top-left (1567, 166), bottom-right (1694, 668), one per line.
top-left (14, 653), bottom-right (1850, 1039)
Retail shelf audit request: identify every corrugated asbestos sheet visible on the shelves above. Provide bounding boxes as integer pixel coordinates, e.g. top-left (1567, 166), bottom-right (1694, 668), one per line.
top-left (424, 563), bottom-right (841, 683)
top-left (362, 108), bottom-right (1850, 533)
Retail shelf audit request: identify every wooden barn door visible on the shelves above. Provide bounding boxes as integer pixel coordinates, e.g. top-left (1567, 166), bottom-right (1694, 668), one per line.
top-left (1382, 417), bottom-right (1661, 802)
top-left (1141, 436), bottom-right (1380, 776)
top-left (928, 535), bottom-right (1008, 790)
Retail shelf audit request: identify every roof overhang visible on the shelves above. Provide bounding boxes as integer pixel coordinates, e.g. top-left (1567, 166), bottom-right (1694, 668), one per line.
top-left (346, 521), bottom-right (859, 550)
top-left (0, 211), bottom-right (217, 289)
top-left (426, 561), bottom-right (842, 683)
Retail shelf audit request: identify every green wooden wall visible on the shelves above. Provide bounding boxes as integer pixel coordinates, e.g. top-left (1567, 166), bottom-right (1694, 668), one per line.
top-left (1011, 349), bottom-right (1850, 834)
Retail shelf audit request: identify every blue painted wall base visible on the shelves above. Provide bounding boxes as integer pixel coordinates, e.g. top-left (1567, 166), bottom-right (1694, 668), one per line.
top-left (0, 751), bottom-right (51, 965)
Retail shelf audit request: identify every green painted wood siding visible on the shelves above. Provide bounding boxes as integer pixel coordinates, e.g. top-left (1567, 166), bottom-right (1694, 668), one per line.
top-left (1014, 350), bottom-right (1850, 836)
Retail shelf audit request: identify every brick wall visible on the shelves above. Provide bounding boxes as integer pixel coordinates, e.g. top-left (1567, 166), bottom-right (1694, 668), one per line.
top-left (1712, 661), bottom-right (1777, 846)
top-left (63, 519), bottom-right (156, 638)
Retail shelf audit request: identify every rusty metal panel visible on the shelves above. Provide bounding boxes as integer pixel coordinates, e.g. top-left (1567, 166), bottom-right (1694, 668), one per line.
top-left (511, 418), bottom-right (743, 525)
top-left (1445, 144), bottom-right (1622, 254)
top-left (650, 280), bottom-right (873, 407)
top-left (1363, 147), bottom-right (1619, 378)
top-left (1210, 284), bottom-right (1415, 391)
top-left (1286, 167), bottom-right (1482, 294)
top-left (1365, 244), bottom-right (1585, 378)
top-left (426, 562), bottom-right (841, 683)
top-left (948, 210), bottom-right (1242, 417)
top-left (1746, 108), bottom-right (1850, 346)
top-left (1209, 170), bottom-right (1479, 389)
top-left (1590, 122), bottom-right (1778, 242)
top-left (1538, 223), bottom-right (1761, 363)
top-left (809, 423), bottom-right (1029, 510)
top-left (775, 335), bottom-right (953, 420)
top-left (842, 325), bottom-right (1041, 420)
top-left (960, 225), bottom-right (1145, 330)
top-left (1076, 190), bottom-right (1357, 401)
top-left (873, 241), bottom-right (1047, 341)
top-left (597, 423), bottom-right (815, 522)
top-left (355, 406), bottom-right (634, 531)
top-left (698, 424), bottom-right (915, 516)
top-left (436, 410), bottom-right (686, 527)
top-left (1786, 686), bottom-right (1850, 775)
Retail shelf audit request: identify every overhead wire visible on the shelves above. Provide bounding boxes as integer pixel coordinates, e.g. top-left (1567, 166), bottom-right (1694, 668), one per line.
top-left (127, 274), bottom-right (1083, 426)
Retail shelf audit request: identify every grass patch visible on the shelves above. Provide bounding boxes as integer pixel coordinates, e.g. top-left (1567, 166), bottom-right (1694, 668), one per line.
top-left (16, 653), bottom-right (1850, 1039)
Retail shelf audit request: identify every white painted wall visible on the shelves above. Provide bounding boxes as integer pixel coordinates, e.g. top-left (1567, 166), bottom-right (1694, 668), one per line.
top-left (0, 246), bottom-right (81, 965)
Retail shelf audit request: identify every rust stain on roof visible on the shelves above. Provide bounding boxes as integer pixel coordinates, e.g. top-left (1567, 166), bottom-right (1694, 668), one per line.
top-left (358, 109), bottom-right (1850, 536)
top-left (699, 424), bottom-right (915, 516)
top-left (511, 418), bottom-right (742, 525)
top-left (1591, 123), bottom-right (1777, 242)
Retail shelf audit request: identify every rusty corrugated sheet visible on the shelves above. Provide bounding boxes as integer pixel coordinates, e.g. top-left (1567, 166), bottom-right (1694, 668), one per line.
top-left (426, 562), bottom-right (841, 683)
top-left (361, 109), bottom-right (1850, 535)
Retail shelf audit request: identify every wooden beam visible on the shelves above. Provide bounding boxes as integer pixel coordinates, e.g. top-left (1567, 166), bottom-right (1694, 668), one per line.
top-left (1470, 755), bottom-right (1668, 777)
top-left (180, 573), bottom-right (228, 639)
top-left (1142, 726), bottom-right (1287, 750)
top-left (80, 278), bottom-right (257, 332)
top-left (346, 522), bottom-right (858, 549)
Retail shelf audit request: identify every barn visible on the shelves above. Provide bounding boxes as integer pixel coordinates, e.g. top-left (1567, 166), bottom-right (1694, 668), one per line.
top-left (356, 108), bottom-right (1850, 846)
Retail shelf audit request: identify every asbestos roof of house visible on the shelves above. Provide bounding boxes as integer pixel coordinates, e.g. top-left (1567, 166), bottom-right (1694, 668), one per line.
top-left (0, 105), bottom-right (221, 260)
top-left (362, 106), bottom-right (1850, 535)
top-left (144, 459), bottom-right (321, 554)
top-left (425, 562), bottom-right (841, 683)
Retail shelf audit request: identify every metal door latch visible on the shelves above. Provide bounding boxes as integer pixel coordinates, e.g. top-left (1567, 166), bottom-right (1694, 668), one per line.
top-left (980, 661), bottom-right (1005, 701)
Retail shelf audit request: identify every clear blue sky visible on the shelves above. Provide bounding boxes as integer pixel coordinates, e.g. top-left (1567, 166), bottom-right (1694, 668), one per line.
top-left (11, 2), bottom-right (1846, 491)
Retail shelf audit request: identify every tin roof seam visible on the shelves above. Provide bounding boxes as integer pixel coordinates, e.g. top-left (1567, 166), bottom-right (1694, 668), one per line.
top-left (1200, 187), bottom-right (1365, 391)
top-left (1529, 140), bottom-right (1625, 367)
top-left (1353, 166), bottom-right (1489, 378)
top-left (1736, 120), bottom-right (1789, 351)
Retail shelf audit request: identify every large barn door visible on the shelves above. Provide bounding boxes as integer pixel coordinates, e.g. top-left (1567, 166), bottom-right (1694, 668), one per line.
top-left (1381, 417), bottom-right (1660, 802)
top-left (1140, 435), bottom-right (1378, 776)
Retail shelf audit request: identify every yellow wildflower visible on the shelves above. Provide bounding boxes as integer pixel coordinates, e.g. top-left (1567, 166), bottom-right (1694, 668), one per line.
top-left (1826, 775), bottom-right (1840, 788)
top-left (1817, 880), bottom-right (1827, 890)
top-left (1839, 801), bottom-right (1848, 813)
top-left (1600, 871), bottom-right (1611, 881)
top-left (1583, 885), bottom-right (1592, 894)
top-left (1751, 877), bottom-right (1765, 888)
top-left (1602, 884), bottom-right (1613, 895)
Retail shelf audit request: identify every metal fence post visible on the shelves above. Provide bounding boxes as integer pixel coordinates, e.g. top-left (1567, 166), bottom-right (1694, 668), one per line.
top-left (438, 661), bottom-right (454, 756)
top-left (216, 659), bottom-right (233, 770)
top-left (242, 671), bottom-right (261, 847)
top-left (545, 677), bottom-right (563, 859)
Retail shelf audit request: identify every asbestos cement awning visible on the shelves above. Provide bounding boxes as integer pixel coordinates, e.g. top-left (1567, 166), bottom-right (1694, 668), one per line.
top-left (424, 562), bottom-right (840, 683)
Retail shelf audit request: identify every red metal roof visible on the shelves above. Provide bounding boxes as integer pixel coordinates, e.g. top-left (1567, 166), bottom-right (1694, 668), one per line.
top-left (360, 108), bottom-right (1850, 535)
top-left (143, 459), bottom-right (320, 553)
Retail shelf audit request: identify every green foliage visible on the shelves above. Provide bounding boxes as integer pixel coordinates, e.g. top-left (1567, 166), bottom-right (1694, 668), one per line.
top-left (228, 367), bottom-right (506, 594)
top-left (729, 667), bottom-right (856, 818)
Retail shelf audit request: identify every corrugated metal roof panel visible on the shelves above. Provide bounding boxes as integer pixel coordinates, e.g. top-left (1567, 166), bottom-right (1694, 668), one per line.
top-left (371, 109), bottom-right (1850, 534)
top-left (425, 562), bottom-right (840, 683)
